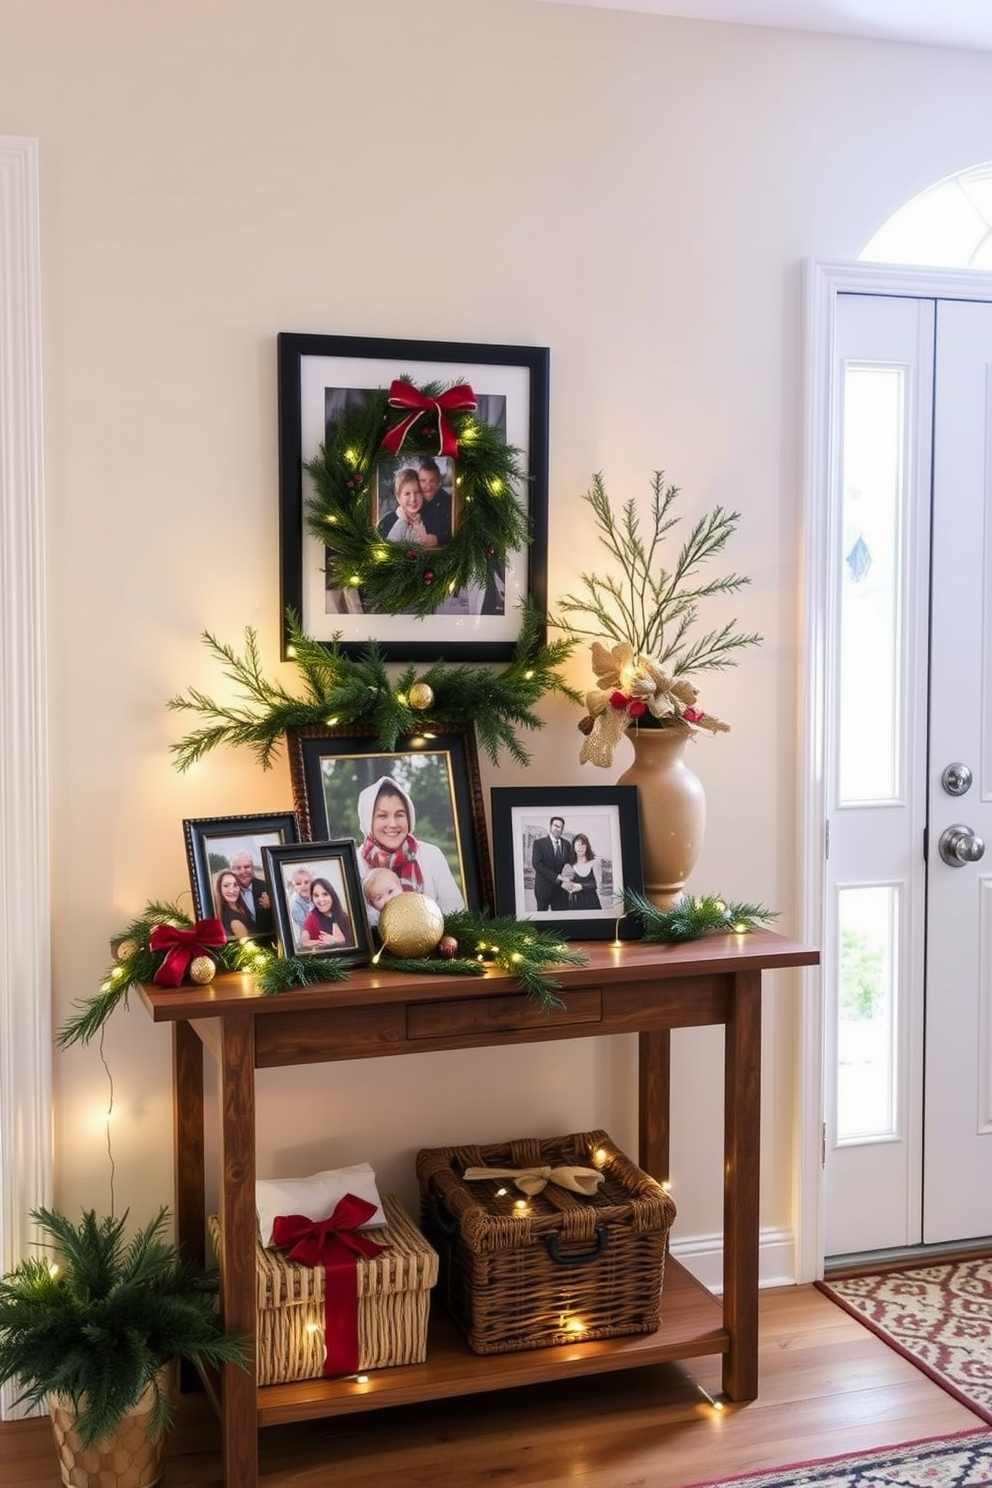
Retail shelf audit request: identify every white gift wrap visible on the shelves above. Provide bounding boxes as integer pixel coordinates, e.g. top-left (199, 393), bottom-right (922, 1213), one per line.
top-left (255, 1162), bottom-right (386, 1247)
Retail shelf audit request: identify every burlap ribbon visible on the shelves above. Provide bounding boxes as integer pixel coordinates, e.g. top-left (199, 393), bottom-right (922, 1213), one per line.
top-left (462, 1164), bottom-right (605, 1197)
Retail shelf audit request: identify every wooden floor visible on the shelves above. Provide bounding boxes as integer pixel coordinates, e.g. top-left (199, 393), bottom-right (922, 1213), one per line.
top-left (1, 1284), bottom-right (985, 1488)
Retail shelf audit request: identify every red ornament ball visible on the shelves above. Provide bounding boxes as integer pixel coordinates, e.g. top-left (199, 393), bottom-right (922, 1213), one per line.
top-left (437, 934), bottom-right (459, 959)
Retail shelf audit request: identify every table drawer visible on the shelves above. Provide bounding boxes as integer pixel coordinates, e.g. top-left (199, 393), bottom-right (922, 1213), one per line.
top-left (407, 988), bottom-right (602, 1040)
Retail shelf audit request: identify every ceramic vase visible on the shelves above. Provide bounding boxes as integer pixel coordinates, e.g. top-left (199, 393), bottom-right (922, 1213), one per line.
top-left (616, 726), bottom-right (705, 909)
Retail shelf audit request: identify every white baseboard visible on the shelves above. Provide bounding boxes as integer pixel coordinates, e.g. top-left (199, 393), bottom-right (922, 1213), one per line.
top-left (669, 1227), bottom-right (796, 1294)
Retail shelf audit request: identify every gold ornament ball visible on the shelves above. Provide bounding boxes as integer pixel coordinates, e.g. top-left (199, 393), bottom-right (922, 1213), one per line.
top-left (116, 938), bottom-right (139, 962)
top-left (189, 955), bottom-right (216, 985)
top-left (408, 681), bottom-right (434, 711)
top-left (379, 893), bottom-right (445, 957)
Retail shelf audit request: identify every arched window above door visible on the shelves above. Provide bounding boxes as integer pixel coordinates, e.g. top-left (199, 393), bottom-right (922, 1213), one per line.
top-left (861, 163), bottom-right (992, 269)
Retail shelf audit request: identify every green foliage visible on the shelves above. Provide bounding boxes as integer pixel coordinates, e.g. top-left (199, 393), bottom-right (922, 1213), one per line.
top-left (254, 955), bottom-right (350, 993)
top-left (58, 903), bottom-right (256, 1049)
top-left (622, 889), bottom-right (778, 943)
top-left (167, 605), bottom-right (580, 771)
top-left (0, 1207), bottom-right (248, 1448)
top-left (840, 927), bottom-right (883, 1020)
top-left (440, 910), bottom-right (590, 1011)
top-left (553, 471), bottom-right (762, 671)
top-left (303, 383), bottom-right (531, 614)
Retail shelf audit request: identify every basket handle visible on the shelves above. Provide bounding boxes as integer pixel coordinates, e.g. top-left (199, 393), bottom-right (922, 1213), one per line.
top-left (544, 1225), bottom-right (609, 1266)
top-left (430, 1193), bottom-right (459, 1237)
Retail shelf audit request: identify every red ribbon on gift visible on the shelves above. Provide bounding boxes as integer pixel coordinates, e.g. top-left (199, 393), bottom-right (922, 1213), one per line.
top-left (271, 1194), bottom-right (390, 1377)
top-left (149, 918), bottom-right (225, 987)
top-left (380, 379), bottom-right (477, 458)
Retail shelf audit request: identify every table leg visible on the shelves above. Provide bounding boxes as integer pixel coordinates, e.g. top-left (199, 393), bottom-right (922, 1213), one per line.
top-left (722, 967), bottom-right (761, 1401)
top-left (638, 1029), bottom-right (671, 1181)
top-left (172, 1022), bottom-right (205, 1269)
top-left (217, 1013), bottom-right (258, 1488)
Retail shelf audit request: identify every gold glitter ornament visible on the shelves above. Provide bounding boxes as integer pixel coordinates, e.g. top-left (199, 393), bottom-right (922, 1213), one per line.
top-left (378, 893), bottom-right (444, 957)
top-left (189, 955), bottom-right (216, 985)
top-left (116, 938), bottom-right (139, 962)
top-left (408, 681), bottom-right (434, 711)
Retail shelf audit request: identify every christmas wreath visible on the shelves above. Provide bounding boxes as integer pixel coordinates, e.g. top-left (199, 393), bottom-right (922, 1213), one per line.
top-left (305, 378), bottom-right (530, 616)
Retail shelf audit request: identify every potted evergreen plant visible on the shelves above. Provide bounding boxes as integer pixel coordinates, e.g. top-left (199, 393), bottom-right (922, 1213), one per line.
top-left (0, 1205), bottom-right (249, 1488)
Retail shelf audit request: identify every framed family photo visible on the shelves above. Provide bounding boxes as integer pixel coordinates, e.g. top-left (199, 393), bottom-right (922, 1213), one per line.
top-left (490, 786), bottom-right (644, 939)
top-left (277, 332), bottom-right (549, 662)
top-left (286, 723), bottom-right (493, 920)
top-left (183, 811), bottom-right (300, 943)
top-left (261, 839), bottom-right (371, 966)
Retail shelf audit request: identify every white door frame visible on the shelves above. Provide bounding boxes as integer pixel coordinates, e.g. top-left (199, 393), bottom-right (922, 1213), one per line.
top-left (798, 259), bottom-right (992, 1281)
top-left (0, 134), bottom-right (51, 1421)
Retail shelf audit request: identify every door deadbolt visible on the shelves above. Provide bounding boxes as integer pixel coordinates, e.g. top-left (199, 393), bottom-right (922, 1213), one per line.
top-left (941, 762), bottom-right (973, 797)
top-left (938, 824), bottom-right (986, 866)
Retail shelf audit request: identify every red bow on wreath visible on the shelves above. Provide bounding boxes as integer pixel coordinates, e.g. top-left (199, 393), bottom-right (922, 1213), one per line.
top-left (149, 918), bottom-right (226, 987)
top-left (380, 379), bottom-right (477, 458)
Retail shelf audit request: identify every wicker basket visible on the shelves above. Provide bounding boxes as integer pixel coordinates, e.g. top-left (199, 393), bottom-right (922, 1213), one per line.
top-left (208, 1193), bottom-right (438, 1385)
top-left (416, 1128), bottom-right (676, 1355)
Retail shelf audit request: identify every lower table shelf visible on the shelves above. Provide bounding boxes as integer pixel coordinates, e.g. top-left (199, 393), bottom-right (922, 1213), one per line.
top-left (253, 1258), bottom-right (726, 1427)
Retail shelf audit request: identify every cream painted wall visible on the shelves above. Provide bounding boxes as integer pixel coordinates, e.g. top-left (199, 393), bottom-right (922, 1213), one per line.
top-left (2, 0), bottom-right (990, 1268)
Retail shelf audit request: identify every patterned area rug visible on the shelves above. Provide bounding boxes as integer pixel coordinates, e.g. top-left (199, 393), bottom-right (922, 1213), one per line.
top-left (686, 1432), bottom-right (992, 1487)
top-left (818, 1258), bottom-right (992, 1424)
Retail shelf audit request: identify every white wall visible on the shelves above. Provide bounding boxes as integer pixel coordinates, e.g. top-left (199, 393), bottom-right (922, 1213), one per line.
top-left (2, 0), bottom-right (991, 1271)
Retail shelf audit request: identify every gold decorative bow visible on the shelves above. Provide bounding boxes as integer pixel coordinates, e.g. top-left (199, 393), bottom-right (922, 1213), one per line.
top-left (579, 640), bottom-right (728, 768)
top-left (462, 1164), bottom-right (605, 1196)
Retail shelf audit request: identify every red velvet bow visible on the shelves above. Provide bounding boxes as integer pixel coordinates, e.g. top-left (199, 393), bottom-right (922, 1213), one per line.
top-left (149, 918), bottom-right (225, 987)
top-left (271, 1195), bottom-right (390, 1377)
top-left (609, 690), bottom-right (647, 718)
top-left (380, 379), bottom-right (477, 458)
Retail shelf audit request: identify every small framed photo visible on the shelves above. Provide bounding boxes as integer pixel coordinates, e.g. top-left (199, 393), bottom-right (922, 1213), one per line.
top-left (183, 812), bottom-right (300, 943)
top-left (277, 332), bottom-right (549, 661)
top-left (261, 840), bottom-right (371, 965)
top-left (490, 786), bottom-right (644, 939)
top-left (286, 723), bottom-right (493, 922)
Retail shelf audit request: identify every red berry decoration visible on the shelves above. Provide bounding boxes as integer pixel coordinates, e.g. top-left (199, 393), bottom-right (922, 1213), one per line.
top-left (437, 934), bottom-right (459, 959)
top-left (423, 570), bottom-right (435, 585)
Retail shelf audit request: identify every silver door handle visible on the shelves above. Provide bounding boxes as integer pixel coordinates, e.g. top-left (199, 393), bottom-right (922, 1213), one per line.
top-left (938, 824), bottom-right (986, 866)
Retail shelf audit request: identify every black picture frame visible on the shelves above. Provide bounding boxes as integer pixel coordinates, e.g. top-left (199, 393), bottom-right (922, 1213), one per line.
top-left (286, 723), bottom-right (493, 919)
top-left (261, 839), bottom-right (372, 966)
top-left (182, 811), bottom-right (300, 943)
top-left (490, 786), bottom-right (644, 939)
top-left (277, 332), bottom-right (550, 662)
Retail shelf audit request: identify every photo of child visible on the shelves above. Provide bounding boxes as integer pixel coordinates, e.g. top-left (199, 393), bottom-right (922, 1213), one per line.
top-left (362, 866), bottom-right (405, 925)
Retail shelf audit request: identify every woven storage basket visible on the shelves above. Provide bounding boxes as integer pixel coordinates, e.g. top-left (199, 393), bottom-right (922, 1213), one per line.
top-left (208, 1193), bottom-right (438, 1385)
top-left (416, 1128), bottom-right (676, 1356)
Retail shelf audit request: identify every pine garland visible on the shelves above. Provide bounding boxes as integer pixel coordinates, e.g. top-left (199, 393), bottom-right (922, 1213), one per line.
top-left (58, 901), bottom-right (589, 1046)
top-left (304, 382), bottom-right (530, 614)
top-left (622, 889), bottom-right (777, 943)
top-left (168, 605), bottom-right (580, 770)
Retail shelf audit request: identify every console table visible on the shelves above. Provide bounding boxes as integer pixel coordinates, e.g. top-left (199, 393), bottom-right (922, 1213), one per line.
top-left (139, 929), bottom-right (817, 1488)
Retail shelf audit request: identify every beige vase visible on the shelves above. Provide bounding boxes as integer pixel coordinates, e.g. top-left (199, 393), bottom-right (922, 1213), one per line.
top-left (49, 1375), bottom-right (169, 1488)
top-left (616, 726), bottom-right (705, 909)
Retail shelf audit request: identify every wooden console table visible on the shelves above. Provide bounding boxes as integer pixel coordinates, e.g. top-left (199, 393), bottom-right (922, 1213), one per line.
top-left (139, 929), bottom-right (817, 1488)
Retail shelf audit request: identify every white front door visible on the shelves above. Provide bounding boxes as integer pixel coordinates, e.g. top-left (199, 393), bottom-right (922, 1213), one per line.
top-left (821, 288), bottom-right (992, 1256)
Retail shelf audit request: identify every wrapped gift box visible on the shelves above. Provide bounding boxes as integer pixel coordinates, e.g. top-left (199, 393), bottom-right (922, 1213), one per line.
top-left (209, 1193), bottom-right (438, 1384)
top-left (416, 1128), bottom-right (676, 1356)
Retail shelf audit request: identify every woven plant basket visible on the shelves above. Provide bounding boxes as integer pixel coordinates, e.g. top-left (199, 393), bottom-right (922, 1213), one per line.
top-left (417, 1128), bottom-right (676, 1355)
top-left (48, 1370), bottom-right (171, 1488)
top-left (209, 1193), bottom-right (437, 1385)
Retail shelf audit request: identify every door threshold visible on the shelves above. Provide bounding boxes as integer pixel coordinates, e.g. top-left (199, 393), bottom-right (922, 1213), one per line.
top-left (825, 1235), bottom-right (992, 1279)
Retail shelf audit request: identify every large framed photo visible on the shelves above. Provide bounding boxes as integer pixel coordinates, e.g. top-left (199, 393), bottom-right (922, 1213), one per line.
top-left (490, 786), bottom-right (643, 939)
top-left (277, 333), bottom-right (549, 662)
top-left (183, 811), bottom-right (300, 943)
top-left (261, 839), bottom-right (371, 966)
top-left (287, 724), bottom-right (493, 921)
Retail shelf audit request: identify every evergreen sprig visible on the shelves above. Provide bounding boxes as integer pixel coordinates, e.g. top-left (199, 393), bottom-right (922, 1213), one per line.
top-left (0, 1206), bottom-right (248, 1448)
top-left (553, 471), bottom-right (762, 670)
top-left (622, 888), bottom-right (777, 942)
top-left (304, 383), bottom-right (530, 614)
top-left (251, 954), bottom-right (350, 993)
top-left (168, 605), bottom-right (580, 770)
top-left (441, 910), bottom-right (590, 1012)
top-left (58, 902), bottom-right (249, 1049)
